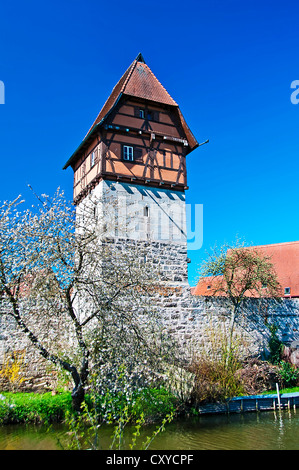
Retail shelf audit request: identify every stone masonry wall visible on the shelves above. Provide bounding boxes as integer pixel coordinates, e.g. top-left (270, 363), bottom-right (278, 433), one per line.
top-left (1, 288), bottom-right (299, 391)
top-left (154, 286), bottom-right (299, 361)
top-left (106, 238), bottom-right (189, 284)
top-left (0, 313), bottom-right (59, 392)
top-left (1, 236), bottom-right (298, 391)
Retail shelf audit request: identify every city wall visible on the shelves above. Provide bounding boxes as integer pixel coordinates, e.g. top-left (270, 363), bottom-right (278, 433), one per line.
top-left (0, 239), bottom-right (298, 391)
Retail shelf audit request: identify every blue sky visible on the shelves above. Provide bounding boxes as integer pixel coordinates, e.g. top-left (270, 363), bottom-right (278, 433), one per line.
top-left (0, 0), bottom-right (298, 285)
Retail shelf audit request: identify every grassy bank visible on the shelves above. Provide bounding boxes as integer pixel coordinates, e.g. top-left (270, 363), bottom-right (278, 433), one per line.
top-left (0, 392), bottom-right (73, 424)
top-left (0, 387), bottom-right (179, 425)
top-left (2, 386), bottom-right (299, 427)
top-left (263, 386), bottom-right (299, 395)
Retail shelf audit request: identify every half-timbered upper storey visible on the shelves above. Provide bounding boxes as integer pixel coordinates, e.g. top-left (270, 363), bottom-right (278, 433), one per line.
top-left (63, 53), bottom-right (199, 204)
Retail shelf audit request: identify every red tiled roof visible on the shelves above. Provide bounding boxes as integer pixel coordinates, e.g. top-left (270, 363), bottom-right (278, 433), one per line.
top-left (84, 59), bottom-right (136, 136)
top-left (193, 241), bottom-right (299, 298)
top-left (192, 275), bottom-right (222, 297)
top-left (249, 241), bottom-right (299, 297)
top-left (86, 54), bottom-right (178, 136)
top-left (64, 54), bottom-right (198, 170)
top-left (123, 62), bottom-right (178, 105)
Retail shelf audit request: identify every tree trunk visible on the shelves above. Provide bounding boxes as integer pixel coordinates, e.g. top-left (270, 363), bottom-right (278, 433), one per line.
top-left (70, 357), bottom-right (89, 412)
top-left (71, 383), bottom-right (86, 412)
top-left (226, 303), bottom-right (238, 367)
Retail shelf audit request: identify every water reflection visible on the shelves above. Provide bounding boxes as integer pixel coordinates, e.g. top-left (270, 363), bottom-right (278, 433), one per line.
top-left (1, 409), bottom-right (299, 450)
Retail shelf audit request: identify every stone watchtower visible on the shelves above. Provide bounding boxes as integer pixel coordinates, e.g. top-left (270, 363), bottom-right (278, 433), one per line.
top-left (63, 53), bottom-right (198, 287)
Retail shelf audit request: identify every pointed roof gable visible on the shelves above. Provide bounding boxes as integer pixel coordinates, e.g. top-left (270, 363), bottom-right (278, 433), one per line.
top-left (121, 57), bottom-right (178, 106)
top-left (85, 53), bottom-right (178, 135)
top-left (63, 54), bottom-right (198, 169)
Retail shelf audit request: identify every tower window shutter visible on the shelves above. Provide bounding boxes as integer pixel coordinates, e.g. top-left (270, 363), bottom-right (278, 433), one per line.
top-left (134, 148), bottom-right (143, 160)
top-left (134, 107), bottom-right (140, 117)
top-left (146, 110), bottom-right (159, 121)
top-left (153, 111), bottom-right (159, 122)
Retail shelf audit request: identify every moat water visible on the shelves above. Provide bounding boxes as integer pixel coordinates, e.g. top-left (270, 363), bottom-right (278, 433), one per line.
top-left (1, 409), bottom-right (299, 450)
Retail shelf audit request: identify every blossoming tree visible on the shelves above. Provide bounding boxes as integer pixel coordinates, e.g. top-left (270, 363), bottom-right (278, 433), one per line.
top-left (0, 189), bottom-right (172, 410)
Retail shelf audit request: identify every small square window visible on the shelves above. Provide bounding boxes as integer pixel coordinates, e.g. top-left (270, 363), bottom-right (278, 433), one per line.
top-left (285, 287), bottom-right (291, 295)
top-left (123, 145), bottom-right (134, 161)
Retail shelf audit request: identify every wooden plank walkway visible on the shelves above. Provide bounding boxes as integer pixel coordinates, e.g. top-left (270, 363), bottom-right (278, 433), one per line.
top-left (197, 392), bottom-right (299, 415)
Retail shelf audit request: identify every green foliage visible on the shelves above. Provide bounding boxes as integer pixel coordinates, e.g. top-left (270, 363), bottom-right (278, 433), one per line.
top-left (0, 392), bottom-right (72, 424)
top-left (130, 387), bottom-right (178, 422)
top-left (274, 386), bottom-right (299, 394)
top-left (277, 361), bottom-right (299, 388)
top-left (0, 387), bottom-right (177, 427)
top-left (64, 387), bottom-right (177, 450)
top-left (93, 386), bottom-right (178, 424)
top-left (267, 323), bottom-right (283, 364)
top-left (140, 412), bottom-right (175, 450)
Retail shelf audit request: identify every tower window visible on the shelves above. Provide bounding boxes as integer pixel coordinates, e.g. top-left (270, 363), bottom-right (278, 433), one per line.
top-left (285, 287), bottom-right (291, 295)
top-left (134, 107), bottom-right (145, 119)
top-left (144, 206), bottom-right (149, 217)
top-left (91, 151), bottom-right (95, 167)
top-left (123, 145), bottom-right (134, 161)
top-left (147, 110), bottom-right (159, 121)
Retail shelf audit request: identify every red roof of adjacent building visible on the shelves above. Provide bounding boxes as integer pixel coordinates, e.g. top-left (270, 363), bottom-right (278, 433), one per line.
top-left (192, 275), bottom-right (219, 297)
top-left (193, 241), bottom-right (299, 298)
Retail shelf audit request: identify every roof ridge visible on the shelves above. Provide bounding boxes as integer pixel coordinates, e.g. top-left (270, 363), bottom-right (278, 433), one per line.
top-left (83, 59), bottom-right (136, 138)
top-left (250, 241), bottom-right (299, 248)
top-left (141, 62), bottom-right (178, 106)
top-left (120, 57), bottom-right (138, 93)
